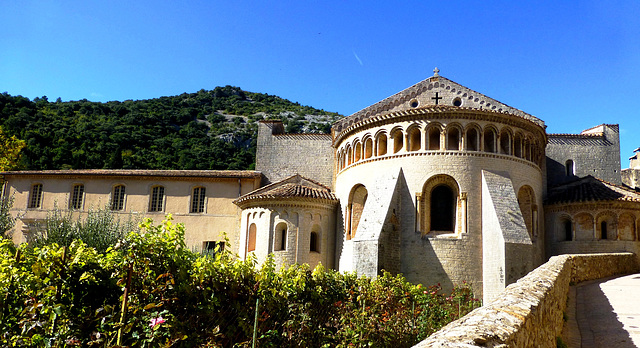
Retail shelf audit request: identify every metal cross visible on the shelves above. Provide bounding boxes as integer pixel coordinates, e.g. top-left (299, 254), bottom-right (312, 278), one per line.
top-left (432, 92), bottom-right (442, 105)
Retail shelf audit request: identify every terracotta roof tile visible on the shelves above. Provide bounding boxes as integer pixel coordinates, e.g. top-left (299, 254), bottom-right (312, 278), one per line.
top-left (234, 174), bottom-right (337, 207)
top-left (545, 176), bottom-right (640, 205)
top-left (0, 169), bottom-right (262, 179)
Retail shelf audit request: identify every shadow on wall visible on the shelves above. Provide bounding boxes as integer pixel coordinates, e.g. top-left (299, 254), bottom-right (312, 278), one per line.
top-left (334, 204), bottom-right (344, 268)
top-left (546, 157), bottom-right (577, 187)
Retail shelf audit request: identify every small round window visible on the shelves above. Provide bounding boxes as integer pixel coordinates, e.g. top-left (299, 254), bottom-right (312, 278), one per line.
top-left (453, 98), bottom-right (462, 107)
top-left (410, 99), bottom-right (419, 108)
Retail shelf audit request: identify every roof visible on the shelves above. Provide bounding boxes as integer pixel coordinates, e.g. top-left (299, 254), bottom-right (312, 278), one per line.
top-left (0, 169), bottom-right (262, 180)
top-left (332, 71), bottom-right (544, 133)
top-left (545, 176), bottom-right (640, 205)
top-left (234, 174), bottom-right (338, 208)
top-left (547, 133), bottom-right (612, 146)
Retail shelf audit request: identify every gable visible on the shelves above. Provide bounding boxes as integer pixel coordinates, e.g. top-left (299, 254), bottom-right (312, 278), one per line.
top-left (333, 71), bottom-right (543, 133)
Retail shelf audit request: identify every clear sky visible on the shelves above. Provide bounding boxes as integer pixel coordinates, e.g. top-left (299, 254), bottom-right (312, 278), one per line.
top-left (2, 1), bottom-right (639, 165)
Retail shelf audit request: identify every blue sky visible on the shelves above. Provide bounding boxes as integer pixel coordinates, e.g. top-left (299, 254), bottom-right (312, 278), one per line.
top-left (2, 1), bottom-right (640, 164)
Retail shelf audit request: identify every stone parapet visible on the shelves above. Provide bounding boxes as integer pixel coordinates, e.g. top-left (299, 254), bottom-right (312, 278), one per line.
top-left (413, 253), bottom-right (639, 348)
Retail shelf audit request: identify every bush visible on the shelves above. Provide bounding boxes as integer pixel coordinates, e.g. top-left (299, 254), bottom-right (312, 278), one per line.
top-left (0, 216), bottom-right (479, 347)
top-left (27, 205), bottom-right (139, 252)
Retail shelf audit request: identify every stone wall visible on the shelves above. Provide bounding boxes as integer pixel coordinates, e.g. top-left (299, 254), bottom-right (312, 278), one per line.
top-left (413, 253), bottom-right (639, 348)
top-left (255, 121), bottom-right (334, 187)
top-left (546, 124), bottom-right (621, 186)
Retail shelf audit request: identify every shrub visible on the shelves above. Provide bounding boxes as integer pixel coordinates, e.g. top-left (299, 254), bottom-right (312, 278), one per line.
top-left (0, 215), bottom-right (478, 347)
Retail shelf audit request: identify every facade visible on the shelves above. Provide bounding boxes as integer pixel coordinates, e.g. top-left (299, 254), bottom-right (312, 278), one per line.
top-left (3, 71), bottom-right (639, 302)
top-left (1, 170), bottom-right (261, 251)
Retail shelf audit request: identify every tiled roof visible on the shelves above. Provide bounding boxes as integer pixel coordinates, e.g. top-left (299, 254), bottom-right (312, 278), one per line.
top-left (545, 176), bottom-right (640, 205)
top-left (547, 133), bottom-right (612, 146)
top-left (0, 169), bottom-right (262, 179)
top-left (234, 174), bottom-right (337, 207)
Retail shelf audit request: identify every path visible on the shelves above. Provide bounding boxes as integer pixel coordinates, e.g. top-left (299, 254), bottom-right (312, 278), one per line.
top-left (563, 273), bottom-right (640, 347)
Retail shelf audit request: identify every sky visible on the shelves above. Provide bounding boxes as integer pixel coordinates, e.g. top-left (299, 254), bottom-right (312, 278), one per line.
top-left (2, 1), bottom-right (640, 165)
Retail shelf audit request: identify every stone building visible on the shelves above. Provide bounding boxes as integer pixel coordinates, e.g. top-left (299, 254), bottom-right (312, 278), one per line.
top-left (2, 70), bottom-right (639, 302)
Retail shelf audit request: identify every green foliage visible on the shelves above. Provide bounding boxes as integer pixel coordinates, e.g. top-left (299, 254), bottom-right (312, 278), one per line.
top-left (0, 125), bottom-right (25, 171)
top-left (27, 205), bottom-right (139, 252)
top-left (0, 89), bottom-right (342, 171)
top-left (0, 195), bottom-right (16, 239)
top-left (0, 216), bottom-right (478, 347)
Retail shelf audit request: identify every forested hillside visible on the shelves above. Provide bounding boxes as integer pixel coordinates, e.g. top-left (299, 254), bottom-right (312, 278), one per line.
top-left (0, 86), bottom-right (341, 170)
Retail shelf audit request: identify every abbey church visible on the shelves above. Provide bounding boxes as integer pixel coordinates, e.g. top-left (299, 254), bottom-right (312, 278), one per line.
top-left (4, 70), bottom-right (640, 302)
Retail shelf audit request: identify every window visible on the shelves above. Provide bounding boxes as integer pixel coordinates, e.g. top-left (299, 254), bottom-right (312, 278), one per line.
top-left (247, 223), bottom-right (257, 252)
top-left (447, 127), bottom-right (460, 150)
top-left (601, 221), bottom-right (608, 240)
top-left (428, 127), bottom-right (440, 150)
top-left (484, 128), bottom-right (496, 153)
top-left (69, 184), bottom-right (85, 210)
top-left (419, 175), bottom-right (460, 234)
top-left (190, 187), bottom-right (206, 213)
top-left (408, 127), bottom-right (421, 151)
top-left (517, 186), bottom-right (536, 238)
top-left (392, 129), bottom-right (403, 153)
top-left (364, 138), bottom-right (373, 159)
top-left (346, 185), bottom-right (368, 240)
top-left (111, 185), bottom-right (126, 211)
top-left (28, 184), bottom-right (43, 208)
top-left (466, 127), bottom-right (479, 151)
top-left (376, 133), bottom-right (387, 156)
top-left (149, 186), bottom-right (165, 212)
top-left (310, 231), bottom-right (319, 252)
top-left (430, 185), bottom-right (455, 231)
top-left (203, 241), bottom-right (225, 255)
top-left (275, 222), bottom-right (288, 251)
top-left (563, 219), bottom-right (572, 241)
top-left (565, 160), bottom-right (575, 176)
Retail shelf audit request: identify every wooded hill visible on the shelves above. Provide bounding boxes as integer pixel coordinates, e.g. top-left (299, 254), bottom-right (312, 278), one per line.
top-left (0, 86), bottom-right (341, 170)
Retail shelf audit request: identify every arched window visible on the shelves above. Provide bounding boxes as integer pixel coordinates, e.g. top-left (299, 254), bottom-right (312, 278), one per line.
top-left (465, 127), bottom-right (479, 151)
top-left (420, 175), bottom-right (460, 234)
top-left (408, 127), bottom-right (421, 152)
top-left (392, 129), bottom-right (403, 153)
top-left (346, 185), bottom-right (368, 240)
top-left (483, 128), bottom-right (496, 153)
top-left (499, 129), bottom-right (511, 155)
top-left (431, 185), bottom-right (455, 231)
top-left (514, 133), bottom-right (523, 158)
top-left (376, 133), bottom-right (387, 156)
top-left (428, 127), bottom-right (441, 150)
top-left (347, 146), bottom-right (353, 165)
top-left (446, 127), bottom-right (460, 151)
top-left (111, 185), bottom-right (126, 211)
top-left (597, 214), bottom-right (616, 240)
top-left (310, 229), bottom-right (320, 252)
top-left (275, 222), bottom-right (288, 250)
top-left (601, 221), bottom-right (608, 240)
top-left (354, 141), bottom-right (362, 162)
top-left (364, 138), bottom-right (373, 159)
top-left (517, 186), bottom-right (536, 238)
top-left (248, 223), bottom-right (257, 252)
top-left (565, 160), bottom-right (575, 176)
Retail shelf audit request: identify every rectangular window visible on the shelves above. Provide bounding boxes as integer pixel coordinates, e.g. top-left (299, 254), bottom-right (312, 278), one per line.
top-left (28, 184), bottom-right (43, 208)
top-left (111, 185), bottom-right (126, 211)
top-left (203, 241), bottom-right (225, 256)
top-left (190, 187), bottom-right (206, 213)
top-left (70, 184), bottom-right (84, 210)
top-left (149, 186), bottom-right (164, 212)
